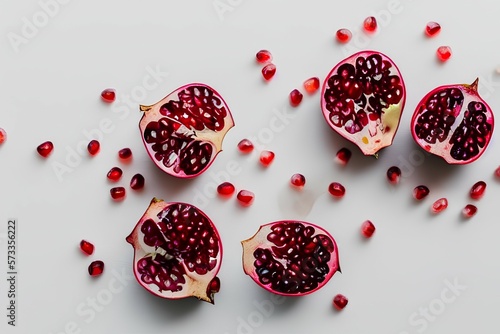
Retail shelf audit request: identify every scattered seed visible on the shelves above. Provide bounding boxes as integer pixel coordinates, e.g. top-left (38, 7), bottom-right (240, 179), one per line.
top-left (0, 128), bottom-right (6, 144)
top-left (289, 89), bottom-right (303, 107)
top-left (462, 204), bottom-right (477, 219)
top-left (259, 151), bottom-right (275, 167)
top-left (363, 16), bottom-right (377, 33)
top-left (303, 77), bottom-right (320, 94)
top-left (87, 140), bottom-right (100, 156)
top-left (110, 187), bottom-right (126, 200)
top-left (387, 166), bottom-right (402, 184)
top-left (495, 166), bottom-right (500, 178)
top-left (336, 29), bottom-right (352, 43)
top-left (425, 22), bottom-right (441, 37)
top-left (118, 148), bottom-right (132, 160)
top-left (413, 185), bottom-right (430, 200)
top-left (333, 294), bottom-right (348, 310)
top-left (262, 64), bottom-right (277, 81)
top-left (335, 147), bottom-right (352, 165)
top-left (290, 173), bottom-right (306, 188)
top-left (361, 220), bottom-right (376, 238)
top-left (217, 182), bottom-right (235, 196)
top-left (470, 181), bottom-right (486, 200)
top-left (130, 173), bottom-right (145, 190)
top-left (431, 198), bottom-right (448, 213)
top-left (237, 190), bottom-right (254, 206)
top-left (237, 139), bottom-right (254, 154)
top-left (80, 240), bottom-right (95, 255)
top-left (88, 260), bottom-right (104, 276)
top-left (37, 141), bottom-right (54, 158)
top-left (256, 50), bottom-right (272, 64)
top-left (328, 182), bottom-right (345, 198)
top-left (436, 46), bottom-right (452, 62)
top-left (107, 167), bottom-right (123, 181)
top-left (101, 89), bottom-right (116, 103)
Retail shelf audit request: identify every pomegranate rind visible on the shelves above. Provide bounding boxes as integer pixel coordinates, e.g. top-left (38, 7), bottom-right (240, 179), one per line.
top-left (139, 83), bottom-right (234, 178)
top-left (241, 221), bottom-right (340, 296)
top-left (126, 198), bottom-right (223, 303)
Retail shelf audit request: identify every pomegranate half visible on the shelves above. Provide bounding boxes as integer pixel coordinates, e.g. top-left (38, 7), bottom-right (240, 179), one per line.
top-left (139, 83), bottom-right (234, 178)
top-left (242, 220), bottom-right (340, 296)
top-left (126, 198), bottom-right (222, 303)
top-left (321, 50), bottom-right (406, 156)
top-left (411, 79), bottom-right (494, 164)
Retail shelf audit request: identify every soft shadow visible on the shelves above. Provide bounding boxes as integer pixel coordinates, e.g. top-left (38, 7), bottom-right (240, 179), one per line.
top-left (145, 160), bottom-right (197, 197)
top-left (253, 286), bottom-right (303, 315)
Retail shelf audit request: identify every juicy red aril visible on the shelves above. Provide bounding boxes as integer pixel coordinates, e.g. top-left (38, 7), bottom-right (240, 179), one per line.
top-left (333, 294), bottom-right (348, 310)
top-left (107, 167), bottom-right (123, 181)
top-left (336, 29), bottom-right (352, 43)
top-left (0, 128), bottom-right (6, 144)
top-left (262, 64), bottom-right (276, 81)
top-left (110, 187), bottom-right (126, 200)
top-left (363, 16), bottom-right (377, 32)
top-left (289, 89), bottom-right (303, 107)
top-left (387, 166), bottom-right (401, 184)
top-left (290, 173), bottom-right (306, 188)
top-left (328, 182), bottom-right (345, 198)
top-left (256, 50), bottom-right (272, 64)
top-left (495, 166), bottom-right (500, 178)
top-left (208, 277), bottom-right (221, 293)
top-left (436, 46), bottom-right (452, 62)
top-left (470, 181), bottom-right (486, 200)
top-left (101, 89), bottom-right (116, 103)
top-left (335, 147), bottom-right (352, 165)
top-left (303, 77), bottom-right (320, 94)
top-left (431, 198), bottom-right (448, 213)
top-left (37, 141), bottom-right (54, 157)
top-left (80, 240), bottom-right (94, 255)
top-left (413, 185), bottom-right (430, 200)
top-left (237, 139), bottom-right (254, 154)
top-left (425, 22), bottom-right (441, 37)
top-left (130, 173), bottom-right (145, 190)
top-left (88, 260), bottom-right (104, 276)
top-left (462, 204), bottom-right (477, 218)
top-left (361, 220), bottom-right (375, 238)
top-left (87, 140), bottom-right (100, 156)
top-left (118, 148), bottom-right (132, 160)
top-left (237, 190), bottom-right (254, 206)
top-left (259, 150), bottom-right (275, 166)
top-left (217, 182), bottom-right (235, 196)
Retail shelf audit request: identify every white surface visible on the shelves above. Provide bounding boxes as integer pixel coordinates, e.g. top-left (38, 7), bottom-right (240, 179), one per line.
top-left (1, 0), bottom-right (500, 333)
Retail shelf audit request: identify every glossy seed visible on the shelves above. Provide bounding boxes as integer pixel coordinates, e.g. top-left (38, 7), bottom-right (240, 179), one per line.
top-left (237, 190), bottom-right (254, 206)
top-left (256, 50), bottom-right (272, 64)
top-left (130, 174), bottom-right (145, 190)
top-left (289, 89), bottom-right (303, 107)
top-left (80, 240), bottom-right (95, 255)
top-left (436, 46), bottom-right (452, 62)
top-left (87, 140), bottom-right (100, 156)
top-left (88, 260), bottom-right (104, 276)
top-left (328, 182), bottom-right (345, 198)
top-left (262, 64), bottom-right (277, 81)
top-left (336, 29), bottom-right (352, 43)
top-left (37, 141), bottom-right (54, 158)
top-left (110, 187), bottom-right (126, 200)
top-left (290, 173), bottom-right (306, 188)
top-left (335, 147), bottom-right (352, 165)
top-left (469, 181), bottom-right (486, 200)
top-left (387, 166), bottom-right (402, 184)
top-left (303, 77), bottom-right (320, 94)
top-left (425, 22), bottom-right (441, 37)
top-left (259, 151), bottom-right (275, 167)
top-left (217, 182), bottom-right (235, 196)
top-left (361, 220), bottom-right (376, 238)
top-left (413, 185), bottom-right (430, 200)
top-left (101, 89), bottom-right (116, 103)
top-left (237, 139), bottom-right (254, 154)
top-left (333, 294), bottom-right (348, 310)
top-left (462, 204), bottom-right (477, 219)
top-left (431, 198), bottom-right (448, 213)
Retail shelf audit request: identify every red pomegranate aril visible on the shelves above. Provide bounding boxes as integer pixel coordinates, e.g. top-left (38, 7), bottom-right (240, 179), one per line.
top-left (217, 182), bottom-right (235, 196)
top-left (361, 220), bottom-right (376, 238)
top-left (303, 77), bottom-right (320, 94)
top-left (130, 173), bottom-right (145, 190)
top-left (80, 240), bottom-right (95, 255)
top-left (237, 139), bottom-right (254, 154)
top-left (289, 89), bottom-right (303, 107)
top-left (470, 181), bottom-right (486, 200)
top-left (110, 187), bottom-right (126, 200)
top-left (0, 128), bottom-right (6, 144)
top-left (118, 148), bottom-right (132, 160)
top-left (37, 141), bottom-right (54, 158)
top-left (333, 294), bottom-right (348, 310)
top-left (328, 182), bottom-right (345, 198)
top-left (335, 147), bottom-right (352, 165)
top-left (336, 29), bottom-right (352, 43)
top-left (462, 204), bottom-right (477, 218)
top-left (495, 166), bottom-right (500, 178)
top-left (387, 166), bottom-right (402, 184)
top-left (413, 185), bottom-right (430, 200)
top-left (237, 190), bottom-right (254, 206)
top-left (88, 260), bottom-right (104, 276)
top-left (107, 167), bottom-right (123, 181)
top-left (259, 150), bottom-right (275, 167)
top-left (262, 64), bottom-right (276, 81)
top-left (290, 173), bottom-right (306, 188)
top-left (363, 16), bottom-right (377, 32)
top-left (101, 89), bottom-right (116, 103)
top-left (87, 140), bottom-right (100, 156)
top-left (431, 198), bottom-right (448, 213)
top-left (436, 46), bottom-right (452, 62)
top-left (256, 50), bottom-right (272, 64)
top-left (425, 22), bottom-right (441, 37)
top-left (208, 277), bottom-right (221, 294)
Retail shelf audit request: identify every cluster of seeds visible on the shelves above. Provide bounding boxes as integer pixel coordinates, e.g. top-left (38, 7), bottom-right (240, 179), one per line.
top-left (79, 240), bottom-right (104, 277)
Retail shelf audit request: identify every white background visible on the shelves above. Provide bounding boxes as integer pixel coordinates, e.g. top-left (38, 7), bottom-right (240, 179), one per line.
top-left (1, 0), bottom-right (500, 333)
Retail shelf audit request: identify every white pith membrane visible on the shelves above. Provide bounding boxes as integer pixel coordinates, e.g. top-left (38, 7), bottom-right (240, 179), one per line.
top-left (321, 51), bottom-right (406, 156)
top-left (126, 198), bottom-right (222, 303)
top-left (241, 221), bottom-right (340, 296)
top-left (139, 83), bottom-right (234, 178)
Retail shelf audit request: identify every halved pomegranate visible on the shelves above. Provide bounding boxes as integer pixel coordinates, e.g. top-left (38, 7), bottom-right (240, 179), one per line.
top-left (139, 84), bottom-right (234, 178)
top-left (126, 198), bottom-right (222, 303)
top-left (411, 79), bottom-right (494, 164)
top-left (321, 50), bottom-right (406, 156)
top-left (241, 220), bottom-right (340, 296)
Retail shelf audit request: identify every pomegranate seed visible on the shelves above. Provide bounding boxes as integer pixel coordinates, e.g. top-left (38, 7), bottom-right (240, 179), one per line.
top-left (335, 147), bottom-right (352, 165)
top-left (101, 89), bottom-right (116, 103)
top-left (387, 166), bottom-right (402, 184)
top-left (303, 77), bottom-right (320, 94)
top-left (363, 16), bottom-right (377, 32)
top-left (107, 167), bottom-right (123, 181)
top-left (413, 185), bottom-right (430, 200)
top-left (290, 173), bottom-right (306, 188)
top-left (361, 220), bottom-right (376, 238)
top-left (431, 198), bottom-right (448, 214)
top-left (333, 294), bottom-right (348, 310)
top-left (130, 173), bottom-right (145, 190)
top-left (495, 166), bottom-right (500, 178)
top-left (88, 260), bottom-right (104, 276)
top-left (80, 240), bottom-right (95, 255)
top-left (256, 50), bottom-right (272, 64)
top-left (0, 128), bottom-right (6, 144)
top-left (425, 22), bottom-right (441, 37)
top-left (237, 139), bottom-right (254, 154)
top-left (237, 190), bottom-right (254, 206)
top-left (87, 140), bottom-right (100, 156)
top-left (328, 182), bottom-right (345, 198)
top-left (217, 182), bottom-right (235, 196)
top-left (470, 181), bottom-right (486, 200)
top-left (289, 89), bottom-right (303, 107)
top-left (259, 150), bottom-right (275, 167)
top-left (336, 29), bottom-right (352, 43)
top-left (436, 46), bottom-right (452, 62)
top-left (118, 147), bottom-right (132, 160)
top-left (262, 64), bottom-right (276, 81)
top-left (462, 204), bottom-right (477, 219)
top-left (110, 187), bottom-right (126, 200)
top-left (37, 141), bottom-right (54, 158)
top-left (209, 277), bottom-right (221, 293)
